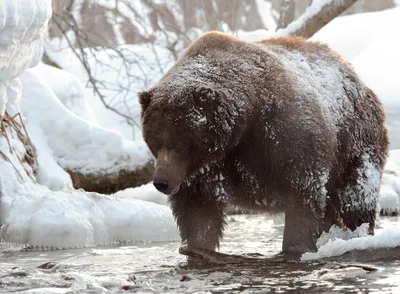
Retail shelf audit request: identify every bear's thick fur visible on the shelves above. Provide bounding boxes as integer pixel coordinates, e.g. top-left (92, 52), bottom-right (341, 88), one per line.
top-left (139, 32), bottom-right (389, 256)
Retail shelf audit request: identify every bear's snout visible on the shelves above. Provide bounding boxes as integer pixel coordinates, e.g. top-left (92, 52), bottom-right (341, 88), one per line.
top-left (153, 148), bottom-right (187, 195)
top-left (153, 178), bottom-right (169, 193)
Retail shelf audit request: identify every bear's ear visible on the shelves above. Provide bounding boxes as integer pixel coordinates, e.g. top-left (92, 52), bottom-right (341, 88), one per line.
top-left (138, 90), bottom-right (152, 110)
top-left (138, 90), bottom-right (153, 113)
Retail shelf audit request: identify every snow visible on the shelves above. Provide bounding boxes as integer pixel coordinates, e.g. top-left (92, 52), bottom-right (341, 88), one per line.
top-left (0, 0), bottom-right (51, 80)
top-left (30, 63), bottom-right (97, 122)
top-left (45, 41), bottom-right (175, 141)
top-left (0, 124), bottom-right (176, 247)
top-left (114, 184), bottom-right (168, 206)
top-left (0, 141), bottom-right (178, 247)
top-left (0, 118), bottom-right (177, 246)
top-left (0, 0), bottom-right (178, 248)
top-left (351, 35), bottom-right (400, 149)
top-left (237, 29), bottom-right (271, 42)
top-left (20, 68), bottom-right (151, 180)
top-left (380, 150), bottom-right (400, 215)
top-left (310, 7), bottom-right (400, 61)
top-left (302, 221), bottom-right (400, 260)
top-left (0, 0), bottom-right (51, 117)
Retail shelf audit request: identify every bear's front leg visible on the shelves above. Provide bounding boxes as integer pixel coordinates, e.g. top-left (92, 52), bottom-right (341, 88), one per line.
top-left (169, 184), bottom-right (225, 252)
top-left (282, 202), bottom-right (322, 258)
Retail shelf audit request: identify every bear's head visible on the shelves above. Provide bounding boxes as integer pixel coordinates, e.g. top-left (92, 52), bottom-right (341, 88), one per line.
top-left (139, 84), bottom-right (247, 195)
top-left (138, 32), bottom-right (262, 195)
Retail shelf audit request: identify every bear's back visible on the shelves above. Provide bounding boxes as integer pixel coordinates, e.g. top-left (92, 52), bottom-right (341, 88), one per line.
top-left (256, 37), bottom-right (359, 135)
top-left (160, 32), bottom-right (365, 137)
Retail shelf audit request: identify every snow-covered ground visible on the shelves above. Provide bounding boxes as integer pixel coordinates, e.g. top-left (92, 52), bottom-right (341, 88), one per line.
top-left (0, 0), bottom-right (177, 248)
top-left (0, 0), bottom-right (399, 264)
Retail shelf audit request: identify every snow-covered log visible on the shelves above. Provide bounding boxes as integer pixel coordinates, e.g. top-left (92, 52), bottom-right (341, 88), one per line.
top-left (20, 66), bottom-right (154, 192)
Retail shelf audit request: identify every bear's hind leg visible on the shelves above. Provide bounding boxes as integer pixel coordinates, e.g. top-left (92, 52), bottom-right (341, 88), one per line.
top-left (341, 153), bottom-right (381, 234)
top-left (282, 202), bottom-right (322, 257)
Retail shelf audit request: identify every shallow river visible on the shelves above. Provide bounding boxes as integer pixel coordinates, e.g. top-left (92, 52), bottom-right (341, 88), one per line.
top-left (1, 215), bottom-right (399, 293)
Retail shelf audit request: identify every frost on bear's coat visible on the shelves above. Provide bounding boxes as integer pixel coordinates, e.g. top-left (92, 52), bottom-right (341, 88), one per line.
top-left (139, 32), bottom-right (389, 257)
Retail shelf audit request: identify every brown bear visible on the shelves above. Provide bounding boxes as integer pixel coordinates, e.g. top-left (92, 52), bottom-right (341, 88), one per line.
top-left (139, 32), bottom-right (389, 257)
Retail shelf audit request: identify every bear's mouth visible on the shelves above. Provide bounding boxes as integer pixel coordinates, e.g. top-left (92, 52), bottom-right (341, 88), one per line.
top-left (169, 185), bottom-right (181, 195)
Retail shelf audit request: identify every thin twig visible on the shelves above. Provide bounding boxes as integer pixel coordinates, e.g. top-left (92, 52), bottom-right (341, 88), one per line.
top-left (0, 151), bottom-right (24, 180)
top-left (52, 12), bottom-right (142, 130)
top-left (13, 112), bottom-right (38, 167)
top-left (1, 119), bottom-right (13, 153)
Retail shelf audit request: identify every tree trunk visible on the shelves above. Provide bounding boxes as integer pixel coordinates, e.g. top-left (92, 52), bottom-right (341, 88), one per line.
top-left (276, 0), bottom-right (296, 30)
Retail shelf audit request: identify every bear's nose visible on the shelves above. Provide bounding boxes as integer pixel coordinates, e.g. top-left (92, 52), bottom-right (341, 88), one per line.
top-left (153, 179), bottom-right (169, 193)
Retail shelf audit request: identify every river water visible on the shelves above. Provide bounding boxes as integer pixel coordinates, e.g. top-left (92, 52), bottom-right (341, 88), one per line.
top-left (1, 215), bottom-right (399, 293)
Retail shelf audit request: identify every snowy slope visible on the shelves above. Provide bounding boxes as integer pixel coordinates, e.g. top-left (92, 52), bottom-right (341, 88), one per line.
top-left (29, 63), bottom-right (98, 123)
top-left (44, 42), bottom-right (175, 140)
top-left (311, 7), bottom-right (400, 61)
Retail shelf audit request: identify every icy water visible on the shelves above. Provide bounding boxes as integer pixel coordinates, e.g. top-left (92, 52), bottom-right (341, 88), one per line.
top-left (1, 215), bottom-right (399, 293)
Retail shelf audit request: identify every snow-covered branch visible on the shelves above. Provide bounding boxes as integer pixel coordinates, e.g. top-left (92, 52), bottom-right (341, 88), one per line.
top-left (276, 0), bottom-right (358, 38)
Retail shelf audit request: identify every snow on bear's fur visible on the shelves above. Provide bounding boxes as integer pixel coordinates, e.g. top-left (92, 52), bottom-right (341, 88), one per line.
top-left (139, 32), bottom-right (389, 257)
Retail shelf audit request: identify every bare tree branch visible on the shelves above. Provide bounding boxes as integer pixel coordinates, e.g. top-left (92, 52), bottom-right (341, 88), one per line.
top-left (51, 11), bottom-right (142, 130)
top-left (277, 0), bottom-right (358, 38)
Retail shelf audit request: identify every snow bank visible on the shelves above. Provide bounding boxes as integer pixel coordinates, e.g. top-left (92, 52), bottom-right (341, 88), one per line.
top-left (20, 68), bottom-right (151, 189)
top-left (380, 150), bottom-right (400, 215)
top-left (0, 137), bottom-right (177, 247)
top-left (30, 63), bottom-right (97, 123)
top-left (302, 221), bottom-right (400, 260)
top-left (0, 0), bottom-right (178, 247)
top-left (114, 184), bottom-right (168, 206)
top-left (351, 35), bottom-right (400, 149)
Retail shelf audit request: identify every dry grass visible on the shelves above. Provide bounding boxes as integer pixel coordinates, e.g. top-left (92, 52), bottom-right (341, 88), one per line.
top-left (0, 112), bottom-right (37, 180)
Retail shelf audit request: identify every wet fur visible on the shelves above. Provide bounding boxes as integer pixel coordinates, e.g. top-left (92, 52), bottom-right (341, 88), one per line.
top-left (139, 32), bottom-right (389, 256)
